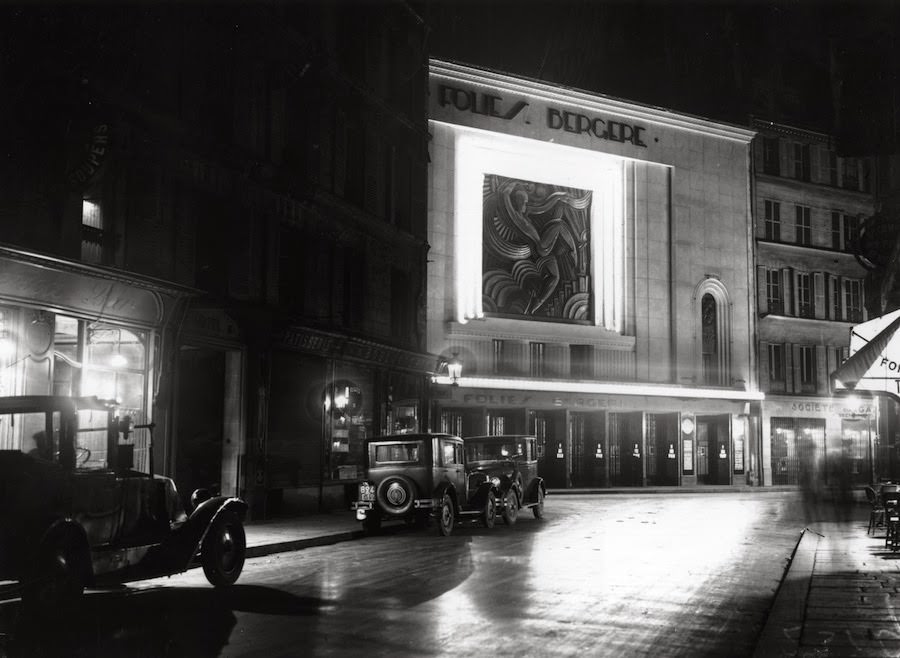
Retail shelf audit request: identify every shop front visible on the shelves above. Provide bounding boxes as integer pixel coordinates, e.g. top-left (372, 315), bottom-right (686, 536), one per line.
top-left (257, 326), bottom-right (434, 516)
top-left (0, 244), bottom-right (193, 476)
top-left (761, 395), bottom-right (876, 489)
top-left (432, 382), bottom-right (760, 489)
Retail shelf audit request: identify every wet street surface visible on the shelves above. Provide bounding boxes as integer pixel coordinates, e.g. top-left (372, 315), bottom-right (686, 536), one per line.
top-left (1, 492), bottom-right (832, 657)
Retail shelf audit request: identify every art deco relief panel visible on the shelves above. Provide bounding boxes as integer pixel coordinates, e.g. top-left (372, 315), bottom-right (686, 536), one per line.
top-left (482, 174), bottom-right (592, 322)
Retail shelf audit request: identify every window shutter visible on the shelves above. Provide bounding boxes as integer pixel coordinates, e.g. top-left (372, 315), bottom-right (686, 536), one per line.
top-left (813, 272), bottom-right (826, 319)
top-left (757, 266), bottom-right (768, 316)
top-left (759, 342), bottom-right (770, 391)
top-left (815, 344), bottom-right (828, 395)
top-left (333, 110), bottom-right (347, 197)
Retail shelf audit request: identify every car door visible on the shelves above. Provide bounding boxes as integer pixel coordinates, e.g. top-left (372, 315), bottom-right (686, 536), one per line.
top-left (435, 437), bottom-right (466, 498)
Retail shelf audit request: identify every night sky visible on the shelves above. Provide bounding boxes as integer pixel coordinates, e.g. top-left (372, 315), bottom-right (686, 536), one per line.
top-left (426, 0), bottom-right (900, 155)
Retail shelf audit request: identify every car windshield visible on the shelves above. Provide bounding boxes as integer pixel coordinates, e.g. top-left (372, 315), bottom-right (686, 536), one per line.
top-left (466, 441), bottom-right (524, 462)
top-left (0, 411), bottom-right (60, 460)
top-left (374, 442), bottom-right (422, 464)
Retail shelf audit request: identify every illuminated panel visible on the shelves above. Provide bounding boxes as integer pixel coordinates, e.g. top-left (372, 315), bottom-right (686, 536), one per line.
top-left (431, 375), bottom-right (765, 401)
top-left (449, 124), bottom-right (623, 330)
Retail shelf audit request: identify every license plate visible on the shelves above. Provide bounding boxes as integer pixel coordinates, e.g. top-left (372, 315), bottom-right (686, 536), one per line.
top-left (359, 482), bottom-right (375, 502)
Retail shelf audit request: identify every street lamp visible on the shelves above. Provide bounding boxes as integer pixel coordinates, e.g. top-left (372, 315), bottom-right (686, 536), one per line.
top-left (447, 352), bottom-right (462, 387)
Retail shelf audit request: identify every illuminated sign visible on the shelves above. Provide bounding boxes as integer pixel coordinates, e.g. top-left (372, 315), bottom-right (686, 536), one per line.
top-left (437, 83), bottom-right (649, 148)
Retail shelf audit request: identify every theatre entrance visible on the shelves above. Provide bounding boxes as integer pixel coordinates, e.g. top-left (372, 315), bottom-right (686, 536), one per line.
top-left (571, 412), bottom-right (606, 487)
top-left (609, 411), bottom-right (644, 487)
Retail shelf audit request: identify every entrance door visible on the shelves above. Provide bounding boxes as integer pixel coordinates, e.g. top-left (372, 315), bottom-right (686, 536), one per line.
top-left (609, 412), bottom-right (644, 487)
top-left (697, 415), bottom-right (731, 485)
top-left (176, 347), bottom-right (226, 508)
top-left (647, 413), bottom-right (678, 486)
top-left (532, 410), bottom-right (567, 488)
top-left (771, 418), bottom-right (826, 486)
top-left (571, 412), bottom-right (606, 487)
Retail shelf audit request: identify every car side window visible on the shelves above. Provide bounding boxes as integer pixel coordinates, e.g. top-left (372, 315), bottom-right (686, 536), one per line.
top-left (440, 440), bottom-right (463, 467)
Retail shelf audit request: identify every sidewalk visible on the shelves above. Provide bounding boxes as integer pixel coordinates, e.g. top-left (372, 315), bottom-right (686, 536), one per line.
top-left (754, 511), bottom-right (900, 657)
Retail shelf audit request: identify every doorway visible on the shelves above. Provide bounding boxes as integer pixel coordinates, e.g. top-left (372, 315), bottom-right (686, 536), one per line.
top-left (531, 410), bottom-right (567, 488)
top-left (175, 346), bottom-right (243, 508)
top-left (696, 414), bottom-right (731, 485)
top-left (571, 412), bottom-right (606, 487)
top-left (609, 412), bottom-right (644, 487)
top-left (647, 413), bottom-right (679, 486)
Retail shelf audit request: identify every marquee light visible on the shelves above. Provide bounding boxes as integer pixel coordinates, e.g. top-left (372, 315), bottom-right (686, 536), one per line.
top-left (431, 375), bottom-right (765, 401)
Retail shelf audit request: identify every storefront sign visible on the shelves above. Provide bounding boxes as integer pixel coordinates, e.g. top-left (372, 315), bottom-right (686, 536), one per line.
top-left (788, 401), bottom-right (873, 416)
top-left (682, 439), bottom-right (693, 473)
top-left (436, 82), bottom-right (650, 148)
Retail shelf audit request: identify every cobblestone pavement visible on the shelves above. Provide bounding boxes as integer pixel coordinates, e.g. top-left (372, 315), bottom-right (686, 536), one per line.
top-left (756, 510), bottom-right (900, 658)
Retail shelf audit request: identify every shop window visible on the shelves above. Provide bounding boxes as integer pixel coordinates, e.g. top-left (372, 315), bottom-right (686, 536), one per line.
top-left (764, 200), bottom-right (781, 241)
top-left (794, 205), bottom-right (811, 246)
top-left (771, 417), bottom-right (824, 486)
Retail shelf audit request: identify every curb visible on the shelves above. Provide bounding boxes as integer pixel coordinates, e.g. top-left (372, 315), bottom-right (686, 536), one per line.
top-left (246, 529), bottom-right (366, 559)
top-left (752, 526), bottom-right (822, 658)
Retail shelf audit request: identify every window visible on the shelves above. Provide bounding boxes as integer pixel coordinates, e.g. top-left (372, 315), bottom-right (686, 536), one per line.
top-left (793, 143), bottom-right (810, 181)
top-left (766, 269), bottom-right (782, 311)
top-left (81, 199), bottom-right (105, 264)
top-left (795, 205), bottom-right (811, 246)
top-left (375, 442), bottom-right (420, 464)
top-left (827, 151), bottom-right (838, 186)
top-left (768, 343), bottom-right (785, 383)
top-left (701, 294), bottom-right (719, 385)
top-left (764, 200), bottom-right (781, 241)
top-left (343, 246), bottom-right (365, 329)
top-left (492, 339), bottom-right (505, 375)
top-left (845, 279), bottom-right (863, 322)
top-left (831, 213), bottom-right (860, 252)
top-left (529, 342), bottom-right (545, 378)
top-left (570, 344), bottom-right (594, 379)
top-left (799, 345), bottom-right (816, 391)
top-left (762, 137), bottom-right (780, 175)
top-left (842, 158), bottom-right (859, 191)
top-left (797, 273), bottom-right (812, 318)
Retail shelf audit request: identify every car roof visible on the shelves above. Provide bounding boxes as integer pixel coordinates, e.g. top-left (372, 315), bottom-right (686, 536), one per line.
top-left (363, 433), bottom-right (458, 446)
top-left (0, 395), bottom-right (115, 415)
top-left (464, 435), bottom-right (536, 442)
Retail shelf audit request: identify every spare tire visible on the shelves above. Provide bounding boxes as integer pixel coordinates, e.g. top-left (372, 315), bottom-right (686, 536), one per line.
top-left (376, 475), bottom-right (417, 516)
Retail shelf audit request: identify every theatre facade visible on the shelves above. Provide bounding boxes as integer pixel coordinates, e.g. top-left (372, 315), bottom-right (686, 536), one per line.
top-left (426, 59), bottom-right (763, 488)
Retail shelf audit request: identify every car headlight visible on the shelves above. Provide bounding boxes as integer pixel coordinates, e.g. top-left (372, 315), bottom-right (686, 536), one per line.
top-left (490, 477), bottom-right (501, 488)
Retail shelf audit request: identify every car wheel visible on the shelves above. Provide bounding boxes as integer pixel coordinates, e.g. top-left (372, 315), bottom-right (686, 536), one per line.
top-left (363, 513), bottom-right (382, 535)
top-left (502, 489), bottom-right (519, 526)
top-left (201, 511), bottom-right (246, 587)
top-left (482, 491), bottom-right (497, 528)
top-left (376, 476), bottom-right (416, 516)
top-left (533, 487), bottom-right (545, 519)
top-left (23, 528), bottom-right (88, 612)
top-left (437, 494), bottom-right (454, 536)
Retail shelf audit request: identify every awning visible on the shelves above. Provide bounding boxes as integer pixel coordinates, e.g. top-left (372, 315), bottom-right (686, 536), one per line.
top-left (832, 309), bottom-right (900, 395)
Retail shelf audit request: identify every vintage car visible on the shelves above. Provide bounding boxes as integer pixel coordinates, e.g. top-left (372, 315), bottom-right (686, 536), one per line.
top-left (464, 434), bottom-right (547, 523)
top-left (0, 395), bottom-right (247, 609)
top-left (351, 433), bottom-right (500, 536)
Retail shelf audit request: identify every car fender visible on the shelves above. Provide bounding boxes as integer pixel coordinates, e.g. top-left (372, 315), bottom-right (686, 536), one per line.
top-left (34, 518), bottom-right (93, 586)
top-left (467, 481), bottom-right (497, 508)
top-left (169, 497), bottom-right (248, 571)
top-left (433, 481), bottom-right (458, 511)
top-left (524, 477), bottom-right (546, 504)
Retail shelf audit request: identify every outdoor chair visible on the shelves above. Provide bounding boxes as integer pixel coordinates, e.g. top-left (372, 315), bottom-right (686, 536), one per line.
top-left (867, 485), bottom-right (886, 535)
top-left (884, 485), bottom-right (900, 551)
